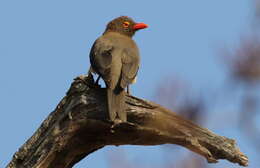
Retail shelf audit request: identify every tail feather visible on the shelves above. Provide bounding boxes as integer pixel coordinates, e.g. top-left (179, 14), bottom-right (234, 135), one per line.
top-left (107, 88), bottom-right (126, 122)
top-left (116, 90), bottom-right (125, 121)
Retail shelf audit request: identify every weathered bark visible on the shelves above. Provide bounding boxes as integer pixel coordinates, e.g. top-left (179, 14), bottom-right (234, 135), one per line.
top-left (6, 75), bottom-right (248, 168)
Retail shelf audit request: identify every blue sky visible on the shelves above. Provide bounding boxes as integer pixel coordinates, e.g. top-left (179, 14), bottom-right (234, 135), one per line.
top-left (0, 1), bottom-right (254, 167)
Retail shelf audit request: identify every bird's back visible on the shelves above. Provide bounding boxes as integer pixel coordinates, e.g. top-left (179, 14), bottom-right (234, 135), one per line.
top-left (90, 32), bottom-right (140, 89)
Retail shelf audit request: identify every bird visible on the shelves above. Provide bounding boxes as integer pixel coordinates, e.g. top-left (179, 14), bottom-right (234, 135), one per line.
top-left (89, 16), bottom-right (148, 122)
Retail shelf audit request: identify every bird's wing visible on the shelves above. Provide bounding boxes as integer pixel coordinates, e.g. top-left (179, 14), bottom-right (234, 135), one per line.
top-left (89, 37), bottom-right (113, 85)
top-left (120, 47), bottom-right (140, 88)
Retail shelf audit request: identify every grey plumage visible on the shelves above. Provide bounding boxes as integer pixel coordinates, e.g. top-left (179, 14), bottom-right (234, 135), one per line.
top-left (89, 16), bottom-right (147, 122)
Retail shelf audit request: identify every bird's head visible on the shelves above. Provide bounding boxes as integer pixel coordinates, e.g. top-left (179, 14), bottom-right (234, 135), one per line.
top-left (104, 16), bottom-right (148, 37)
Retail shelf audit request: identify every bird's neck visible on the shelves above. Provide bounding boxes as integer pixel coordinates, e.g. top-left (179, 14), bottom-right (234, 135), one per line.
top-left (103, 30), bottom-right (134, 38)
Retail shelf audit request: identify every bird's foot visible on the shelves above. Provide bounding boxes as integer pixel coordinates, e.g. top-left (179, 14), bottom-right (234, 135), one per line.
top-left (110, 119), bottom-right (123, 133)
top-left (114, 118), bottom-right (123, 124)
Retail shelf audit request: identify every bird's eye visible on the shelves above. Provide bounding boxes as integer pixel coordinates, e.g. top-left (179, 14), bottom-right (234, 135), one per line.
top-left (123, 21), bottom-right (130, 28)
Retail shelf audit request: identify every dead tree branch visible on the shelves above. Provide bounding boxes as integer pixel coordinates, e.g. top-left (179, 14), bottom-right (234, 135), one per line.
top-left (6, 75), bottom-right (248, 168)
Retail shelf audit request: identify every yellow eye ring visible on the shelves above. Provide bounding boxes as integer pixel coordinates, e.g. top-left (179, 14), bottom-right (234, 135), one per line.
top-left (123, 21), bottom-right (130, 28)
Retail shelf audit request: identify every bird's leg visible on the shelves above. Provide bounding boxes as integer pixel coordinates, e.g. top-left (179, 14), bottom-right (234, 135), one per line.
top-left (87, 68), bottom-right (93, 77)
top-left (127, 85), bottom-right (130, 95)
top-left (86, 67), bottom-right (101, 88)
top-left (95, 75), bottom-right (101, 85)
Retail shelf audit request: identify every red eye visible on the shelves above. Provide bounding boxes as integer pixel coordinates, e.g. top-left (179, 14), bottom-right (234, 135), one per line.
top-left (123, 21), bottom-right (130, 28)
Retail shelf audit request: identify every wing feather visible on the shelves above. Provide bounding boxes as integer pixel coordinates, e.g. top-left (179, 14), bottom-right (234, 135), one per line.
top-left (89, 38), bottom-right (113, 85)
top-left (120, 48), bottom-right (140, 88)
